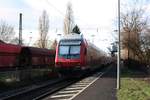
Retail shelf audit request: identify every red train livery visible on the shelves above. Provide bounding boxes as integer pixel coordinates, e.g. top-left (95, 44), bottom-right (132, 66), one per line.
top-left (55, 33), bottom-right (109, 74)
top-left (19, 47), bottom-right (55, 68)
top-left (0, 42), bottom-right (55, 71)
top-left (0, 42), bottom-right (22, 69)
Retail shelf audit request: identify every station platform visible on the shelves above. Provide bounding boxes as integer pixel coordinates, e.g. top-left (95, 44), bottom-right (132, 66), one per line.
top-left (73, 65), bottom-right (117, 100)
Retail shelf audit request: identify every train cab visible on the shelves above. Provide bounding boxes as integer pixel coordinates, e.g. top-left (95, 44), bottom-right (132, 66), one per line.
top-left (55, 34), bottom-right (87, 73)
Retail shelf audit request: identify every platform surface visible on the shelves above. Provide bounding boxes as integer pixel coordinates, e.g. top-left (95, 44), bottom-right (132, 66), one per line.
top-left (73, 64), bottom-right (117, 100)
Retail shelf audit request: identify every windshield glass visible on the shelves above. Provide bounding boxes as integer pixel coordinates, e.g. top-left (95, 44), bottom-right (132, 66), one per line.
top-left (70, 46), bottom-right (80, 54)
top-left (59, 46), bottom-right (69, 55)
top-left (58, 45), bottom-right (80, 59)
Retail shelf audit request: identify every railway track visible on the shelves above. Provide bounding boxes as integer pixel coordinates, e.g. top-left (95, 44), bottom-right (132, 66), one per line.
top-left (0, 75), bottom-right (90, 100)
top-left (0, 65), bottom-right (110, 100)
top-left (42, 65), bottom-right (112, 100)
top-left (42, 72), bottom-right (103, 100)
top-left (0, 77), bottom-right (74, 100)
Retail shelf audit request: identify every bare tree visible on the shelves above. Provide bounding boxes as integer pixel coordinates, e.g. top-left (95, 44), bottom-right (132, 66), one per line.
top-left (0, 21), bottom-right (16, 43)
top-left (11, 37), bottom-right (19, 44)
top-left (37, 10), bottom-right (49, 48)
top-left (64, 2), bottom-right (74, 35)
top-left (141, 29), bottom-right (150, 65)
top-left (121, 6), bottom-right (150, 66)
top-left (50, 39), bottom-right (57, 49)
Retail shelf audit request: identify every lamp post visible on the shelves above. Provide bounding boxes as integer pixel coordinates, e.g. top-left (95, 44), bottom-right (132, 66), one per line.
top-left (19, 13), bottom-right (22, 45)
top-left (117, 0), bottom-right (121, 90)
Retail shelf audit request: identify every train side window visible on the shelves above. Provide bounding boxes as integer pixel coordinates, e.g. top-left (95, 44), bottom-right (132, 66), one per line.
top-left (84, 48), bottom-right (87, 55)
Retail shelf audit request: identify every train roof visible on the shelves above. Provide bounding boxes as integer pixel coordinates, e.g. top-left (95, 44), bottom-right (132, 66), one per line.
top-left (61, 33), bottom-right (83, 41)
top-left (21, 47), bottom-right (55, 56)
top-left (0, 43), bottom-right (22, 53)
top-left (59, 33), bottom-right (84, 45)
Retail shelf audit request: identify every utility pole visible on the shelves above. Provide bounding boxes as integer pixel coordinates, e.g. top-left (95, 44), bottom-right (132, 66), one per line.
top-left (19, 13), bottom-right (22, 45)
top-left (117, 0), bottom-right (121, 89)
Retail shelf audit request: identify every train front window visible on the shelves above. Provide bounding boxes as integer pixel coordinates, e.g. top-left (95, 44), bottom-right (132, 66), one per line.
top-left (59, 45), bottom-right (80, 59)
top-left (59, 46), bottom-right (69, 55)
top-left (70, 46), bottom-right (80, 59)
top-left (70, 46), bottom-right (80, 55)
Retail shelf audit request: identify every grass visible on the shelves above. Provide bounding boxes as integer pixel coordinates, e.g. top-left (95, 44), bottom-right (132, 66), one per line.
top-left (117, 69), bottom-right (150, 100)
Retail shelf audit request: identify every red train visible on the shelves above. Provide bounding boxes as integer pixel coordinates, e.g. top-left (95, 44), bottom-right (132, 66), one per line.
top-left (0, 41), bottom-right (55, 71)
top-left (19, 47), bottom-right (55, 68)
top-left (55, 34), bottom-right (111, 75)
top-left (0, 42), bottom-right (22, 70)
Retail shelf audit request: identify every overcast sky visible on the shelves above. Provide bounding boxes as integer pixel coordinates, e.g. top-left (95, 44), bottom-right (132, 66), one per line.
top-left (0, 0), bottom-right (150, 51)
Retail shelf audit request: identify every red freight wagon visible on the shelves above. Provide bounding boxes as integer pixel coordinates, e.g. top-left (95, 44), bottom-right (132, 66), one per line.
top-left (0, 42), bottom-right (22, 69)
top-left (20, 47), bottom-right (55, 68)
